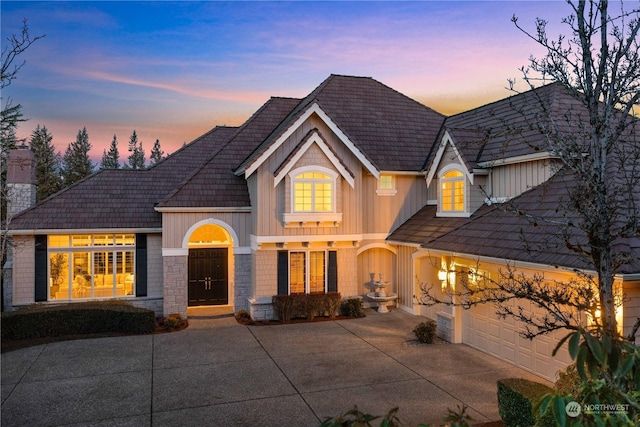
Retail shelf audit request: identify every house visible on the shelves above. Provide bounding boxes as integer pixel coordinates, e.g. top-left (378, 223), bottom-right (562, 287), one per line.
top-left (5, 75), bottom-right (639, 382)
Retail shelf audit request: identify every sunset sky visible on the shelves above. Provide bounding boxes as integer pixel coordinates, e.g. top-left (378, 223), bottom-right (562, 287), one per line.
top-left (2, 1), bottom-right (571, 162)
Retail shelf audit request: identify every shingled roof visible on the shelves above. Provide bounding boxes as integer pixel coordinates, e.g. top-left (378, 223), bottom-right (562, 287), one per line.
top-left (390, 167), bottom-right (640, 274)
top-left (9, 126), bottom-right (237, 230)
top-left (157, 96), bottom-right (301, 208)
top-left (424, 83), bottom-right (582, 172)
top-left (237, 74), bottom-right (446, 173)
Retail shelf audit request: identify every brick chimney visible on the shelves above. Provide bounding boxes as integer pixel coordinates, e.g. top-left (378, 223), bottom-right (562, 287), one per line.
top-left (6, 148), bottom-right (36, 218)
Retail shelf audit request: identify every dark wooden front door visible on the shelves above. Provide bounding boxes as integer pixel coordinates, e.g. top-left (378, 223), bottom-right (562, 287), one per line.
top-left (188, 248), bottom-right (228, 306)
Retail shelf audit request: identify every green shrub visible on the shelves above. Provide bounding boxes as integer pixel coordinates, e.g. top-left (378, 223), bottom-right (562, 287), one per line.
top-left (272, 293), bottom-right (344, 322)
top-left (301, 293), bottom-right (324, 320)
top-left (497, 378), bottom-right (554, 427)
top-left (272, 295), bottom-right (296, 322)
top-left (320, 406), bottom-right (401, 427)
top-left (163, 313), bottom-right (184, 328)
top-left (235, 309), bottom-right (251, 320)
top-left (340, 298), bottom-right (365, 318)
top-left (1, 301), bottom-right (156, 341)
top-left (323, 292), bottom-right (342, 319)
top-left (413, 319), bottom-right (437, 343)
top-left (554, 363), bottom-right (583, 397)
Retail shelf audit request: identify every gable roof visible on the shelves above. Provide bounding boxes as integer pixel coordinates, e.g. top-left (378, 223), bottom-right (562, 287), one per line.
top-left (9, 126), bottom-right (238, 230)
top-left (390, 167), bottom-right (640, 274)
top-left (272, 128), bottom-right (355, 188)
top-left (424, 83), bottom-right (577, 174)
top-left (237, 74), bottom-right (446, 174)
top-left (157, 96), bottom-right (301, 208)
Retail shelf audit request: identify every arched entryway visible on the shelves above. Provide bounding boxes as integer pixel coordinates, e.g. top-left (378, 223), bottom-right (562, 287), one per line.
top-left (186, 223), bottom-right (233, 306)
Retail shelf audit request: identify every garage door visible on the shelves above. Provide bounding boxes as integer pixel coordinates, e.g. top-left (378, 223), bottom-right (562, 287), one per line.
top-left (462, 300), bottom-right (572, 382)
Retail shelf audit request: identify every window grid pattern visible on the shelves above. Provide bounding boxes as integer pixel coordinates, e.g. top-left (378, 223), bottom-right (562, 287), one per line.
top-left (293, 172), bottom-right (333, 212)
top-left (48, 234), bottom-right (135, 300)
top-left (441, 170), bottom-right (465, 212)
top-left (289, 251), bottom-right (327, 294)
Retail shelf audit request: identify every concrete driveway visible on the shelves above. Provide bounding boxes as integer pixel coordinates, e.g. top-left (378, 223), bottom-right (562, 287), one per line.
top-left (1, 308), bottom-right (549, 426)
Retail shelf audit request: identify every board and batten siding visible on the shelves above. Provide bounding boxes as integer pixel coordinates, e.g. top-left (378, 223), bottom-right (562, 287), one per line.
top-left (252, 114), bottom-right (363, 237)
top-left (490, 159), bottom-right (557, 200)
top-left (395, 244), bottom-right (420, 310)
top-left (362, 174), bottom-right (428, 234)
top-left (161, 212), bottom-right (252, 249)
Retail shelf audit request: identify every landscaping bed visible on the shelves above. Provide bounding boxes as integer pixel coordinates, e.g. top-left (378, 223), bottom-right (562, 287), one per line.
top-left (1, 302), bottom-right (188, 353)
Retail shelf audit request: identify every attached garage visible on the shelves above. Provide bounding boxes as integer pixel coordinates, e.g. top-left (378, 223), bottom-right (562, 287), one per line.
top-left (462, 301), bottom-right (572, 382)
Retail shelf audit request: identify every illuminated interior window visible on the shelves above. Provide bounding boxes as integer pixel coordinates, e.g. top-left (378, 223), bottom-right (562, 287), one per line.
top-left (293, 172), bottom-right (333, 212)
top-left (188, 224), bottom-right (230, 247)
top-left (441, 170), bottom-right (465, 212)
top-left (48, 234), bottom-right (135, 300)
top-left (289, 251), bottom-right (326, 294)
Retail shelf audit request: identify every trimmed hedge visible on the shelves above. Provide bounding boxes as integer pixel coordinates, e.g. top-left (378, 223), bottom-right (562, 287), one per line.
top-left (340, 298), bottom-right (365, 318)
top-left (1, 301), bottom-right (156, 341)
top-left (497, 378), bottom-right (555, 427)
top-left (272, 293), bottom-right (342, 322)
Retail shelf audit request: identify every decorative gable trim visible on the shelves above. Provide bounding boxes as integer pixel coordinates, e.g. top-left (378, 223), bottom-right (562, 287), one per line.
top-left (273, 129), bottom-right (355, 188)
top-left (244, 102), bottom-right (378, 179)
top-left (426, 130), bottom-right (474, 187)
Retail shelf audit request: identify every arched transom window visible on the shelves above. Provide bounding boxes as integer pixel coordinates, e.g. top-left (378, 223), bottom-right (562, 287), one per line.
top-left (440, 170), bottom-right (465, 212)
top-left (293, 171), bottom-right (333, 212)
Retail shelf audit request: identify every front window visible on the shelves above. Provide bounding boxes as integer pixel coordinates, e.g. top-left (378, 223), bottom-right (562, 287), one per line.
top-left (289, 251), bottom-right (326, 294)
top-left (48, 234), bottom-right (135, 300)
top-left (440, 170), bottom-right (465, 212)
top-left (293, 172), bottom-right (333, 212)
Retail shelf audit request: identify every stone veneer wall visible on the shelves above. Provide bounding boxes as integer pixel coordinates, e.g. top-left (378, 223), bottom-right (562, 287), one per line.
top-left (7, 183), bottom-right (36, 219)
top-left (163, 255), bottom-right (188, 317)
top-left (234, 252), bottom-right (251, 312)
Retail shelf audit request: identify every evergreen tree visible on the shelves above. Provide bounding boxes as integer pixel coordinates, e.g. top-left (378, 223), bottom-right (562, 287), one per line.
top-left (100, 134), bottom-right (120, 169)
top-left (149, 138), bottom-right (164, 165)
top-left (127, 130), bottom-right (145, 170)
top-left (29, 125), bottom-right (62, 201)
top-left (1, 21), bottom-right (45, 154)
top-left (62, 127), bottom-right (93, 186)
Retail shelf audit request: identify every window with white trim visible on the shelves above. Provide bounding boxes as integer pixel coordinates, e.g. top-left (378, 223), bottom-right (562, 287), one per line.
top-left (293, 172), bottom-right (333, 212)
top-left (376, 174), bottom-right (397, 196)
top-left (284, 166), bottom-right (342, 226)
top-left (289, 250), bottom-right (326, 294)
top-left (440, 170), bottom-right (465, 212)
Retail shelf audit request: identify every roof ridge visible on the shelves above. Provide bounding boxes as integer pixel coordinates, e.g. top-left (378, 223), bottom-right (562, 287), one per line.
top-left (146, 125), bottom-right (237, 171)
top-left (156, 128), bottom-right (239, 207)
top-left (230, 97), bottom-right (303, 173)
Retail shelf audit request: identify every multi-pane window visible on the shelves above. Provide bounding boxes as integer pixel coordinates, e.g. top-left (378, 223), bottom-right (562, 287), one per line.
top-left (293, 172), bottom-right (333, 212)
top-left (376, 174), bottom-right (397, 196)
top-left (48, 234), bottom-right (135, 300)
top-left (441, 170), bottom-right (465, 212)
top-left (289, 251), bottom-right (326, 294)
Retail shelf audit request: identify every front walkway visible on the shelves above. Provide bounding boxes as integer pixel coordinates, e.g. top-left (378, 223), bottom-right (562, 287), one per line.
top-left (1, 308), bottom-right (550, 426)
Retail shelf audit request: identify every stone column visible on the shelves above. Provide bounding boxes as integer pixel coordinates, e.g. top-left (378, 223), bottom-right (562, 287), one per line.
top-left (6, 148), bottom-right (36, 218)
top-left (3, 148), bottom-right (37, 311)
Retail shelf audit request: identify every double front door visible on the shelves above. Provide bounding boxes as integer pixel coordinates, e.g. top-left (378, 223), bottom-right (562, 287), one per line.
top-left (188, 248), bottom-right (228, 306)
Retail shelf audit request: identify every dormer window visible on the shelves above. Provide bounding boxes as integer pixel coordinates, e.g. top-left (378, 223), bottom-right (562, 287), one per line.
top-left (284, 166), bottom-right (342, 226)
top-left (440, 169), bottom-right (465, 213)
